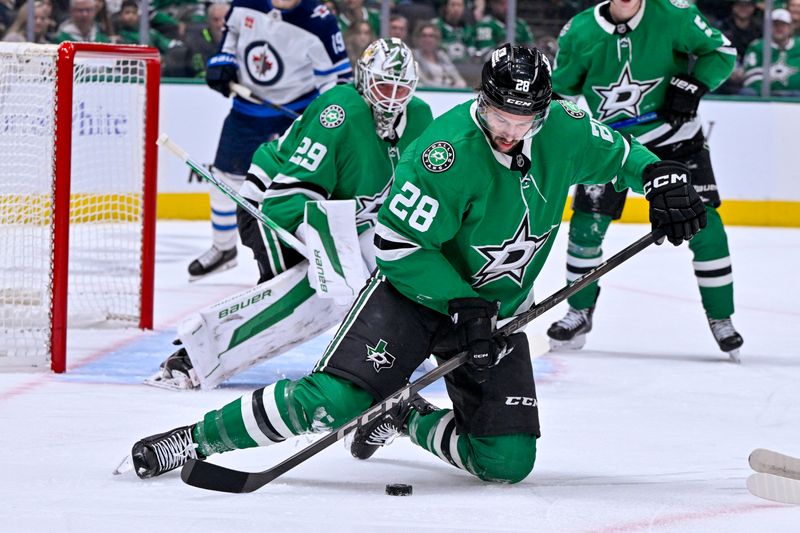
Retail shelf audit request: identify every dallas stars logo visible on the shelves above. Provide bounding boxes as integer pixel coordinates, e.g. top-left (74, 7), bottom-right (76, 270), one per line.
top-left (355, 180), bottom-right (391, 227)
top-left (421, 141), bottom-right (455, 173)
top-left (770, 53), bottom-right (799, 87)
top-left (592, 63), bottom-right (661, 122)
top-left (472, 217), bottom-right (554, 288)
top-left (366, 339), bottom-right (395, 373)
top-left (319, 104), bottom-right (345, 128)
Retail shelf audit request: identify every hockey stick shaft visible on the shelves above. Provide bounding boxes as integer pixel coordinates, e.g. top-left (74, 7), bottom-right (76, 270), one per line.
top-left (608, 111), bottom-right (659, 130)
top-left (157, 134), bottom-right (309, 257)
top-left (229, 82), bottom-right (301, 120)
top-left (180, 230), bottom-right (661, 493)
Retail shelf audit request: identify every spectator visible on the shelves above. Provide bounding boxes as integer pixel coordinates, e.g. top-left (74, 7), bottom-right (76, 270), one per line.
top-left (474, 0), bottom-right (534, 59)
top-left (344, 19), bottom-right (375, 67)
top-left (742, 8), bottom-right (800, 96)
top-left (3, 0), bottom-right (52, 42)
top-left (535, 34), bottom-right (558, 66)
top-left (789, 0), bottom-right (800, 32)
top-left (432, 0), bottom-right (476, 64)
top-left (95, 0), bottom-right (115, 38)
top-left (719, 0), bottom-right (762, 59)
top-left (389, 13), bottom-right (408, 43)
top-left (116, 0), bottom-right (174, 51)
top-left (338, 0), bottom-right (380, 35)
top-left (163, 1), bottom-right (229, 77)
top-left (413, 21), bottom-right (467, 88)
top-left (53, 0), bottom-right (111, 42)
top-left (323, 0), bottom-right (337, 15)
top-left (1, 0), bottom-right (15, 37)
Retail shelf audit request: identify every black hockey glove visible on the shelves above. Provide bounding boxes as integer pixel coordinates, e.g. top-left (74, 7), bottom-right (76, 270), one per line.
top-left (662, 74), bottom-right (708, 126)
top-left (643, 160), bottom-right (707, 246)
top-left (206, 53), bottom-right (238, 97)
top-left (449, 298), bottom-right (511, 377)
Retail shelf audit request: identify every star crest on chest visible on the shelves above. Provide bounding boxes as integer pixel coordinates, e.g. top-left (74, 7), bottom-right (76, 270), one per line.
top-left (771, 54), bottom-right (799, 86)
top-left (355, 181), bottom-right (391, 226)
top-left (592, 63), bottom-right (661, 122)
top-left (472, 217), bottom-right (554, 288)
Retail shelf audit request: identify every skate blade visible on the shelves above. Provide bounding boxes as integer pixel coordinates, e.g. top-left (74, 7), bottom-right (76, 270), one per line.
top-left (727, 349), bottom-right (742, 364)
top-left (113, 454), bottom-right (133, 475)
top-left (188, 259), bottom-right (238, 282)
top-left (143, 373), bottom-right (197, 391)
top-left (548, 334), bottom-right (587, 352)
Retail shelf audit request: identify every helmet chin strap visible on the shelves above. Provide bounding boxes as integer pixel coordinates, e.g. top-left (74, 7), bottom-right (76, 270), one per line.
top-left (372, 107), bottom-right (402, 145)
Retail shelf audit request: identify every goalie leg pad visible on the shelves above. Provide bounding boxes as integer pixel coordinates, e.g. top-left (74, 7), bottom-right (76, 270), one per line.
top-left (178, 262), bottom-right (351, 389)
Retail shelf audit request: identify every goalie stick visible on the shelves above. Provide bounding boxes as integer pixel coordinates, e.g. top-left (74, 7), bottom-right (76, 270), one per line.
top-left (179, 230), bottom-right (662, 493)
top-left (158, 134), bottom-right (308, 257)
top-left (746, 449), bottom-right (800, 505)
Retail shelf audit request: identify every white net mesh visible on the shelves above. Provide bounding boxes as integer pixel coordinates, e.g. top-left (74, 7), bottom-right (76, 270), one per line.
top-left (0, 44), bottom-right (150, 367)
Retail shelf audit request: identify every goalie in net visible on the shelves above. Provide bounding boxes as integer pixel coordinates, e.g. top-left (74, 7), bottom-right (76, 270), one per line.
top-left (146, 38), bottom-right (433, 390)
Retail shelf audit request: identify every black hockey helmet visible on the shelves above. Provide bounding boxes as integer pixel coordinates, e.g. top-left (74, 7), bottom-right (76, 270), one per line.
top-left (480, 44), bottom-right (552, 117)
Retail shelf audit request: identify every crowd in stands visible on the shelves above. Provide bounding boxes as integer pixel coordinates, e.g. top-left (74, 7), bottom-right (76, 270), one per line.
top-left (1, 0), bottom-right (798, 95)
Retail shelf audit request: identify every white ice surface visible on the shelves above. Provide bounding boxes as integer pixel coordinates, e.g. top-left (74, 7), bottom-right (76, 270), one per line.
top-left (1, 221), bottom-right (799, 533)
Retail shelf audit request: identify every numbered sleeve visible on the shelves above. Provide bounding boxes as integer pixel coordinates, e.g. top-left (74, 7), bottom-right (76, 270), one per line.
top-left (570, 114), bottom-right (658, 193)
top-left (259, 116), bottom-right (343, 233)
top-left (674, 5), bottom-right (736, 90)
top-left (307, 15), bottom-right (353, 90)
top-left (374, 155), bottom-right (480, 316)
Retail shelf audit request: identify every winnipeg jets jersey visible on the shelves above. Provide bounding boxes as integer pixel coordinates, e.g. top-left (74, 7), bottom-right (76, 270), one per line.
top-left (220, 0), bottom-right (351, 110)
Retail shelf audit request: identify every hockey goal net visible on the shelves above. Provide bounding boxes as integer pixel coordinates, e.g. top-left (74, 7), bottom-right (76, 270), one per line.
top-left (0, 42), bottom-right (159, 372)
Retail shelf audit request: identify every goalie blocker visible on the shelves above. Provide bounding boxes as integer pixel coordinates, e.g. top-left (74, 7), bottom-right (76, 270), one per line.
top-left (149, 200), bottom-right (373, 390)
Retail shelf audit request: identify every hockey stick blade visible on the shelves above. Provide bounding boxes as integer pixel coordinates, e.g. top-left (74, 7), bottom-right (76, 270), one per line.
top-left (747, 473), bottom-right (800, 505)
top-left (749, 448), bottom-right (800, 480)
top-left (180, 231), bottom-right (660, 493)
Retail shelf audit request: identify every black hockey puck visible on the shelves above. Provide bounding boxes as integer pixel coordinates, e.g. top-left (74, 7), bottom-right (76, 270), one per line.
top-left (385, 483), bottom-right (413, 496)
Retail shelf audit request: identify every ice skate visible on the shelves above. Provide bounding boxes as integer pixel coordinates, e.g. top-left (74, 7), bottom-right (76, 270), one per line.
top-left (350, 395), bottom-right (436, 460)
top-left (547, 305), bottom-right (595, 351)
top-left (708, 316), bottom-right (743, 362)
top-left (130, 425), bottom-right (204, 479)
top-left (144, 347), bottom-right (200, 390)
top-left (188, 245), bottom-right (237, 281)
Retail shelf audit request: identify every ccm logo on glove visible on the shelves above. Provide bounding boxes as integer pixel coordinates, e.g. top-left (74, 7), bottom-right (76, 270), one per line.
top-left (642, 171), bottom-right (688, 195)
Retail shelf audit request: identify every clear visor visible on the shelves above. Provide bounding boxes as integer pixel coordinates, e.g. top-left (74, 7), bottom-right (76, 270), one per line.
top-left (363, 70), bottom-right (417, 114)
top-left (477, 93), bottom-right (548, 142)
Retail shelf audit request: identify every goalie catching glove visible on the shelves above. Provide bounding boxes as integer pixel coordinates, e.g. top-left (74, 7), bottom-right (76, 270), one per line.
top-left (449, 298), bottom-right (512, 379)
top-left (643, 160), bottom-right (707, 246)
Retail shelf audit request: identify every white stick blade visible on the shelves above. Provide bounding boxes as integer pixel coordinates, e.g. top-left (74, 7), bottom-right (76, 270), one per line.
top-left (749, 448), bottom-right (800, 480)
top-left (747, 473), bottom-right (800, 505)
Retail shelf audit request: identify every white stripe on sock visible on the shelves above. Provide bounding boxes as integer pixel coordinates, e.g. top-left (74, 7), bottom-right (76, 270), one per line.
top-left (240, 391), bottom-right (275, 446)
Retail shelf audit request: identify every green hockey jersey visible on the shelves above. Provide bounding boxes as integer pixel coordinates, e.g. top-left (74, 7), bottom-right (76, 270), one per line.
top-left (743, 38), bottom-right (800, 95)
top-left (433, 17), bottom-right (476, 63)
top-left (375, 99), bottom-right (658, 319)
top-left (249, 84), bottom-right (434, 236)
top-left (474, 15), bottom-right (534, 58)
top-left (553, 0), bottom-right (735, 138)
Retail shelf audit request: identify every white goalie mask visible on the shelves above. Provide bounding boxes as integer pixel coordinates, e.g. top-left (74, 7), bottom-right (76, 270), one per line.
top-left (356, 38), bottom-right (418, 115)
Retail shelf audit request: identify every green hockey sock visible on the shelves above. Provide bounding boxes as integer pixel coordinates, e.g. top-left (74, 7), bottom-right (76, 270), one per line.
top-left (407, 409), bottom-right (537, 484)
top-left (565, 210), bottom-right (612, 310)
top-left (192, 372), bottom-right (372, 457)
top-left (689, 206), bottom-right (735, 319)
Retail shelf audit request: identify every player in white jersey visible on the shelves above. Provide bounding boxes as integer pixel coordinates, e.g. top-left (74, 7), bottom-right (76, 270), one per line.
top-left (190, 0), bottom-right (352, 280)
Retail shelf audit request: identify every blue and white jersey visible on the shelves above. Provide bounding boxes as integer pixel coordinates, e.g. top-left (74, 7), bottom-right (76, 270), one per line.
top-left (220, 0), bottom-right (352, 115)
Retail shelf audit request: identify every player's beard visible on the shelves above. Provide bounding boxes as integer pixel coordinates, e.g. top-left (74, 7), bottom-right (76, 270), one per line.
top-left (490, 134), bottom-right (522, 153)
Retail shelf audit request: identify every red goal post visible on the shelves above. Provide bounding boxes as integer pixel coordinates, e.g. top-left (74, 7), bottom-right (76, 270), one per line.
top-left (0, 42), bottom-right (160, 373)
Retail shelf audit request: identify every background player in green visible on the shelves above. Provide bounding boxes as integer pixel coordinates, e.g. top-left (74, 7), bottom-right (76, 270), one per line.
top-left (549, 0), bottom-right (744, 359)
top-left (474, 0), bottom-right (534, 59)
top-left (742, 9), bottom-right (800, 96)
top-left (147, 38), bottom-right (433, 390)
top-left (125, 45), bottom-right (705, 484)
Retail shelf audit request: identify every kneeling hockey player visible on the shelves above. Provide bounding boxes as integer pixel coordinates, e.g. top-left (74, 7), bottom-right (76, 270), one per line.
top-left (128, 44), bottom-right (706, 484)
